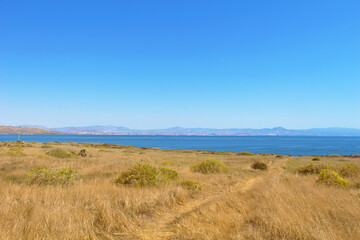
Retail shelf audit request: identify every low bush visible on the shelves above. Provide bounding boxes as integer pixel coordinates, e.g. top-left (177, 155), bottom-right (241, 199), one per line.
top-left (338, 163), bottom-right (360, 178)
top-left (78, 149), bottom-right (87, 157)
top-left (316, 169), bottom-right (350, 187)
top-left (161, 161), bottom-right (176, 166)
top-left (27, 167), bottom-right (81, 187)
top-left (297, 163), bottom-right (333, 175)
top-left (38, 154), bottom-right (50, 159)
top-left (115, 164), bottom-right (159, 187)
top-left (179, 180), bottom-right (202, 190)
top-left (46, 148), bottom-right (77, 158)
top-left (201, 151), bottom-right (230, 155)
top-left (251, 161), bottom-right (268, 170)
top-left (115, 164), bottom-right (180, 187)
top-left (159, 167), bottom-right (179, 183)
top-left (190, 159), bottom-right (228, 174)
top-left (237, 152), bottom-right (256, 156)
top-left (182, 150), bottom-right (196, 153)
top-left (312, 157), bottom-right (320, 161)
top-left (259, 153), bottom-right (271, 156)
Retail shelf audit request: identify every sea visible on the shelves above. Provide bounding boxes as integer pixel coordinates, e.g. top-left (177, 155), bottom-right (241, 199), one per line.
top-left (1, 135), bottom-right (360, 156)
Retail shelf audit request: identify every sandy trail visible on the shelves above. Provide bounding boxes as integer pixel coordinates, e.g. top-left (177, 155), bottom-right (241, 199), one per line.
top-left (137, 158), bottom-right (288, 240)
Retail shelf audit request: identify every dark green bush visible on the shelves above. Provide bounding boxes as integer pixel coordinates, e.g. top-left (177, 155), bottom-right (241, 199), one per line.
top-left (179, 180), bottom-right (202, 190)
top-left (46, 148), bottom-right (77, 158)
top-left (190, 159), bottom-right (228, 174)
top-left (27, 167), bottom-right (81, 187)
top-left (316, 169), bottom-right (350, 187)
top-left (251, 161), bottom-right (268, 170)
top-left (312, 157), bottom-right (320, 161)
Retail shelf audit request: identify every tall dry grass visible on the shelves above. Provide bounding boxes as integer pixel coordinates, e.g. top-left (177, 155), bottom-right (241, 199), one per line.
top-left (169, 175), bottom-right (360, 240)
top-left (0, 142), bottom-right (359, 239)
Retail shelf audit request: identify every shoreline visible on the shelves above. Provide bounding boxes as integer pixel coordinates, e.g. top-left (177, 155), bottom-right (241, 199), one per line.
top-left (1, 140), bottom-right (359, 158)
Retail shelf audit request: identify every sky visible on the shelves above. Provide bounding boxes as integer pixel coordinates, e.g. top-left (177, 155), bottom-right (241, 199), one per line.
top-left (0, 0), bottom-right (359, 129)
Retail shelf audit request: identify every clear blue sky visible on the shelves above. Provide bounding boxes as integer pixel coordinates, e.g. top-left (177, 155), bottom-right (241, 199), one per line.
top-left (1, 0), bottom-right (359, 129)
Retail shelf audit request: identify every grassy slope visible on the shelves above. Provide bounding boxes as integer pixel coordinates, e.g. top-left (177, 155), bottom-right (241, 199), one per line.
top-left (0, 142), bottom-right (359, 239)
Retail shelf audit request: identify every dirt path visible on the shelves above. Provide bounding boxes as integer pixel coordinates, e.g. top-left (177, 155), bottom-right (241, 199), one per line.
top-left (137, 177), bottom-right (259, 240)
top-left (137, 158), bottom-right (288, 240)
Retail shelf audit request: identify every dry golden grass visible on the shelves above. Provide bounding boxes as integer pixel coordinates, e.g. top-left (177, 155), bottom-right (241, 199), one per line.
top-left (0, 141), bottom-right (359, 239)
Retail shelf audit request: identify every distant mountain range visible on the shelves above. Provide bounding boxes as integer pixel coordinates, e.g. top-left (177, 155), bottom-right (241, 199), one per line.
top-left (1, 125), bottom-right (359, 136)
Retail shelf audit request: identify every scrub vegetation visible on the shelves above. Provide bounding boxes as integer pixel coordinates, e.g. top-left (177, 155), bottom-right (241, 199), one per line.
top-left (0, 141), bottom-right (360, 240)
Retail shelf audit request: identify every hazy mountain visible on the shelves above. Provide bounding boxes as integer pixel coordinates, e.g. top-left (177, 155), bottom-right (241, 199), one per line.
top-left (47, 126), bottom-right (360, 136)
top-left (1, 125), bottom-right (360, 136)
top-left (51, 125), bottom-right (131, 134)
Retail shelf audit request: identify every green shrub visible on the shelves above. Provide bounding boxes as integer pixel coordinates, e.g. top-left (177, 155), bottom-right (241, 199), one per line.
top-left (115, 164), bottom-right (159, 187)
top-left (297, 163), bottom-right (333, 175)
top-left (115, 164), bottom-right (180, 187)
top-left (182, 150), bottom-right (196, 153)
top-left (161, 161), bottom-right (176, 166)
top-left (27, 167), bottom-right (81, 187)
top-left (251, 161), bottom-right (268, 170)
top-left (46, 148), bottom-right (77, 158)
top-left (338, 163), bottom-right (360, 178)
top-left (237, 152), bottom-right (256, 156)
top-left (159, 167), bottom-right (179, 182)
top-left (316, 169), bottom-right (350, 187)
top-left (312, 157), bottom-right (320, 161)
top-left (190, 159), bottom-right (228, 174)
top-left (179, 180), bottom-right (202, 190)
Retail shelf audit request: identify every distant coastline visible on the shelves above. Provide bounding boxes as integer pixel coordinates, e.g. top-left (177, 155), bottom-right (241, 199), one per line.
top-left (1, 125), bottom-right (360, 136)
top-left (0, 135), bottom-right (359, 156)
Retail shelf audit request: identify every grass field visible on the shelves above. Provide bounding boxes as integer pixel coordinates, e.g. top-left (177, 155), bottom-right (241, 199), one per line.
top-left (0, 141), bottom-right (359, 240)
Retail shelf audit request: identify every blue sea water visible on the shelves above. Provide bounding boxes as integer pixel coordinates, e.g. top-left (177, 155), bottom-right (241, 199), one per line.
top-left (0, 135), bottom-right (359, 156)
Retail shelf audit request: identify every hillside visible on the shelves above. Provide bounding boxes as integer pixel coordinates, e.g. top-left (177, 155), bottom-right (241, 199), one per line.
top-left (0, 126), bottom-right (59, 135)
